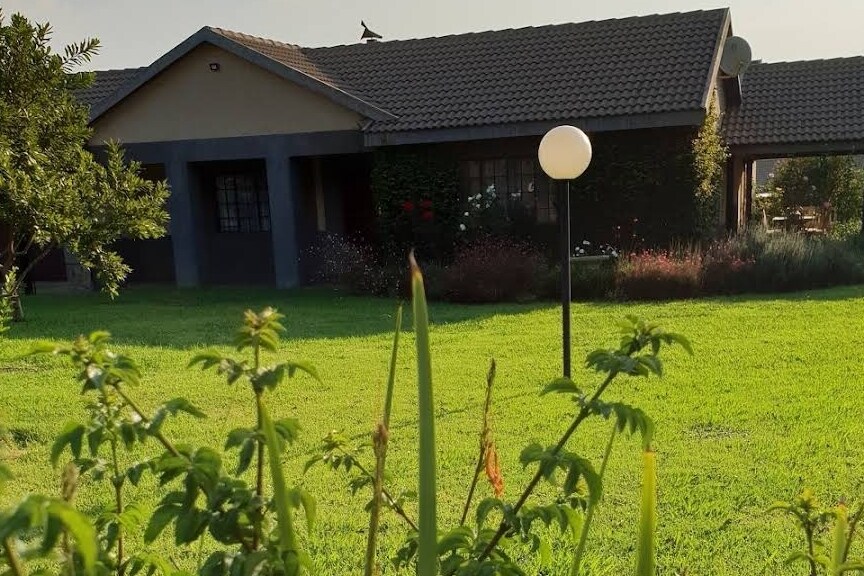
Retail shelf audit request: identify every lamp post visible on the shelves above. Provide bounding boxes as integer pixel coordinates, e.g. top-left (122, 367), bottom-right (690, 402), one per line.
top-left (538, 126), bottom-right (592, 378)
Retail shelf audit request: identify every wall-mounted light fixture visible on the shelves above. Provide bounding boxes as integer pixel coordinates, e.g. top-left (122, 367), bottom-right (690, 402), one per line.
top-left (209, 62), bottom-right (221, 72)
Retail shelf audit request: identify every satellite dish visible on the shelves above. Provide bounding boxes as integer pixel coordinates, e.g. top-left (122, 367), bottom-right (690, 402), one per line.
top-left (720, 36), bottom-right (753, 77)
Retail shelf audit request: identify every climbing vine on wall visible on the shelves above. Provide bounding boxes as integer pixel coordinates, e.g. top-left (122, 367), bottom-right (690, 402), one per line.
top-left (370, 149), bottom-right (461, 262)
top-left (691, 100), bottom-right (729, 240)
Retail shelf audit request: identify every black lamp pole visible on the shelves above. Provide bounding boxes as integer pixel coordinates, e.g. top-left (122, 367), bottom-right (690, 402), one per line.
top-left (560, 179), bottom-right (571, 378)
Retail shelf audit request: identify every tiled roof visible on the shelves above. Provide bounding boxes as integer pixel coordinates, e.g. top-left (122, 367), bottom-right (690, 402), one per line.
top-left (79, 9), bottom-right (729, 134)
top-left (208, 28), bottom-right (342, 89)
top-left (302, 9), bottom-right (728, 133)
top-left (724, 57), bottom-right (864, 146)
top-left (75, 68), bottom-right (146, 108)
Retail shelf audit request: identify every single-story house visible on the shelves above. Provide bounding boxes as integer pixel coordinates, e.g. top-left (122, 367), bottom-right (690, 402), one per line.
top-left (43, 7), bottom-right (860, 288)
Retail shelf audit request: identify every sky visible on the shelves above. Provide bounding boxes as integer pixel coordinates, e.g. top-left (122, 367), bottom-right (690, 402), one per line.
top-left (3, 0), bottom-right (863, 71)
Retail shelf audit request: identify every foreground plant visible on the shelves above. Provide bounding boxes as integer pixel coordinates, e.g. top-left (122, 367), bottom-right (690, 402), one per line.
top-left (770, 489), bottom-right (864, 575)
top-left (5, 257), bottom-right (691, 576)
top-left (19, 308), bottom-right (317, 576)
top-left (316, 257), bottom-right (691, 574)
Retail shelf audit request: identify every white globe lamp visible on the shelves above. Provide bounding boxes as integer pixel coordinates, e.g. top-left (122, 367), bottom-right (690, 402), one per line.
top-left (538, 125), bottom-right (592, 379)
top-left (538, 125), bottom-right (592, 180)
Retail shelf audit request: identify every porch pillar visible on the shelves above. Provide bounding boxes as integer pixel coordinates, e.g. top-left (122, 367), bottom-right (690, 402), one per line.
top-left (266, 153), bottom-right (300, 288)
top-left (725, 154), bottom-right (747, 230)
top-left (744, 159), bottom-right (754, 224)
top-left (165, 158), bottom-right (201, 287)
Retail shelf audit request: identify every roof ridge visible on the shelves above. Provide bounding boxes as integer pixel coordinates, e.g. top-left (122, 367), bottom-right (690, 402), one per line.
top-left (753, 55), bottom-right (864, 66)
top-left (304, 7), bottom-right (729, 51)
top-left (207, 26), bottom-right (305, 50)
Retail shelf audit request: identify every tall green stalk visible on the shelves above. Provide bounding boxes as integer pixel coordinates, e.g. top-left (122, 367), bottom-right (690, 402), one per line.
top-left (831, 503), bottom-right (848, 576)
top-left (636, 448), bottom-right (657, 576)
top-left (411, 255), bottom-right (438, 576)
top-left (571, 424), bottom-right (617, 575)
top-left (364, 305), bottom-right (402, 576)
top-left (260, 403), bottom-right (300, 566)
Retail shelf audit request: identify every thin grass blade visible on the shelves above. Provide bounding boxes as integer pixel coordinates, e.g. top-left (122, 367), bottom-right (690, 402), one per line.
top-left (411, 253), bottom-right (438, 576)
top-left (636, 448), bottom-right (657, 576)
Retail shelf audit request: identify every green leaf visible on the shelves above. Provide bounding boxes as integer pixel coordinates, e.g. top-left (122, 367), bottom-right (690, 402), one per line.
top-left (51, 422), bottom-right (86, 466)
top-left (274, 418), bottom-right (301, 447)
top-left (236, 438), bottom-right (256, 475)
top-left (289, 487), bottom-right (317, 535)
top-left (476, 498), bottom-right (505, 529)
top-left (437, 526), bottom-right (473, 555)
top-left (174, 507), bottom-right (208, 545)
top-left (187, 350), bottom-right (225, 370)
top-left (541, 378), bottom-right (582, 396)
top-left (47, 499), bottom-right (98, 575)
top-left (144, 501), bottom-right (180, 543)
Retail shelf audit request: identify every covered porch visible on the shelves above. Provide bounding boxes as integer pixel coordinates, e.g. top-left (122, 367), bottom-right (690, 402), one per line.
top-left (723, 57), bottom-right (864, 229)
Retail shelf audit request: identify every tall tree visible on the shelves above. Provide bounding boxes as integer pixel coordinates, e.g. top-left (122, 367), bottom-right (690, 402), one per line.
top-left (0, 11), bottom-right (168, 319)
top-left (768, 156), bottom-right (864, 224)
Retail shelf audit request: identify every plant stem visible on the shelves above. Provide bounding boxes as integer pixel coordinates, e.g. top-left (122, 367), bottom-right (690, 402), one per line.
top-left (253, 390), bottom-right (265, 551)
top-left (460, 361), bottom-right (496, 526)
top-left (460, 448), bottom-right (486, 527)
top-left (337, 447), bottom-right (418, 531)
top-left (110, 439), bottom-right (124, 576)
top-left (843, 501), bottom-right (864, 562)
top-left (571, 424), bottom-right (617, 576)
top-left (364, 307), bottom-right (402, 576)
top-left (113, 386), bottom-right (182, 458)
top-left (477, 371), bottom-right (617, 562)
top-left (806, 526), bottom-right (817, 576)
top-left (364, 424), bottom-right (389, 576)
top-left (3, 538), bottom-right (25, 576)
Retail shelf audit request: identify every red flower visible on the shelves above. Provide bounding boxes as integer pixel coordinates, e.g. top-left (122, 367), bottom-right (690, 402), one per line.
top-left (402, 200), bottom-right (415, 213)
top-left (420, 199), bottom-right (433, 209)
top-left (421, 210), bottom-right (434, 221)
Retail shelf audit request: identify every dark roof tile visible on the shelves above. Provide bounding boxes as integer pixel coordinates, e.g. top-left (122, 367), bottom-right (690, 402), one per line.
top-left (74, 67), bottom-right (146, 108)
top-left (724, 57), bottom-right (864, 146)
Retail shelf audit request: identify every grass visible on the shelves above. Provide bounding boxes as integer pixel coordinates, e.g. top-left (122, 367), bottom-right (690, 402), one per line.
top-left (3, 285), bottom-right (864, 575)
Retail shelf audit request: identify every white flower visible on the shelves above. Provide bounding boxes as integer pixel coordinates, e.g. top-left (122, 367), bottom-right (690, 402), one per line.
top-left (768, 172), bottom-right (775, 179)
top-left (811, 185), bottom-right (817, 191)
top-left (803, 176), bottom-right (809, 182)
top-left (459, 223), bottom-right (466, 231)
top-left (464, 211), bottom-right (469, 217)
top-left (582, 240), bottom-right (591, 246)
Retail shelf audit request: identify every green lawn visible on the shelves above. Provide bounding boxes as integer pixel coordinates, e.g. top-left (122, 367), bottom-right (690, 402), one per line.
top-left (3, 285), bottom-right (864, 575)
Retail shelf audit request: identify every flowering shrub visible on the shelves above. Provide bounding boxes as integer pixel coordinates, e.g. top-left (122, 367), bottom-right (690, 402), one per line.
top-left (302, 233), bottom-right (401, 296)
top-left (441, 237), bottom-right (546, 303)
top-left (617, 249), bottom-right (702, 301)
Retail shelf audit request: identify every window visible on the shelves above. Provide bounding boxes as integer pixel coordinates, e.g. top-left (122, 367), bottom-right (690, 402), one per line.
top-left (462, 158), bottom-right (557, 222)
top-left (215, 171), bottom-right (271, 233)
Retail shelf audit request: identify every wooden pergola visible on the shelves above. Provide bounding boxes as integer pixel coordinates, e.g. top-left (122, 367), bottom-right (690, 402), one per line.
top-left (722, 56), bottom-right (864, 229)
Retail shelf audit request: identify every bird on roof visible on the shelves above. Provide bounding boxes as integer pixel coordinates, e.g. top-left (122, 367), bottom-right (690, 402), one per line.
top-left (361, 21), bottom-right (382, 41)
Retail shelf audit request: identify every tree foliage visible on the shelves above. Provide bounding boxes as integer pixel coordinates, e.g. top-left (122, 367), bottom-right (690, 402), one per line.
top-left (691, 100), bottom-right (728, 240)
top-left (0, 11), bottom-right (168, 312)
top-left (768, 156), bottom-right (864, 223)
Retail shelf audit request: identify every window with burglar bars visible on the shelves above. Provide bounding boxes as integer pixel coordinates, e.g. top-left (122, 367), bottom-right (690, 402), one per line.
top-left (215, 171), bottom-right (271, 233)
top-left (462, 158), bottom-right (557, 223)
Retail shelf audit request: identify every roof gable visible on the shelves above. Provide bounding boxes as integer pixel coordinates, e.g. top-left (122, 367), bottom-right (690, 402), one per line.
top-left (86, 27), bottom-right (394, 124)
